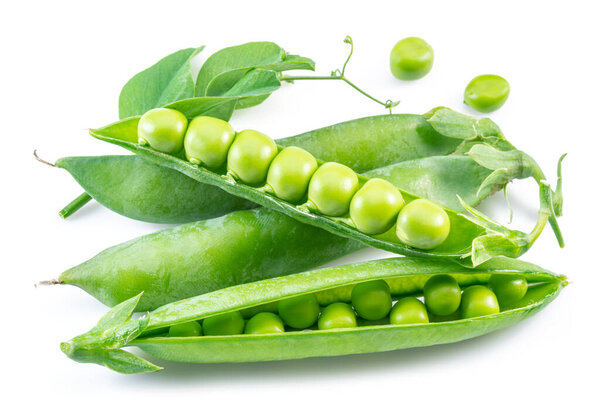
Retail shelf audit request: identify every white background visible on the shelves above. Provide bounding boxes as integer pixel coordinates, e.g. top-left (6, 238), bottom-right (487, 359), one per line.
top-left (2, 0), bottom-right (598, 398)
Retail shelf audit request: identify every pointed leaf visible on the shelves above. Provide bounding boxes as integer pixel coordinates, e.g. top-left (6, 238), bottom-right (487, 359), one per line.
top-left (427, 108), bottom-right (504, 139)
top-left (102, 349), bottom-right (162, 374)
top-left (471, 235), bottom-right (526, 267)
top-left (119, 47), bottom-right (203, 119)
top-left (93, 292), bottom-right (143, 333)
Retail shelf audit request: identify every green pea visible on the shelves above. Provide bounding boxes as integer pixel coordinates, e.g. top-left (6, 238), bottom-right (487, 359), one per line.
top-left (266, 146), bottom-right (318, 203)
top-left (137, 108), bottom-right (188, 154)
top-left (244, 312), bottom-right (285, 335)
top-left (423, 275), bottom-right (461, 316)
top-left (488, 274), bottom-right (528, 306)
top-left (390, 297), bottom-right (429, 325)
top-left (278, 293), bottom-right (320, 329)
top-left (318, 302), bottom-right (357, 330)
top-left (349, 178), bottom-right (405, 235)
top-left (202, 311), bottom-right (244, 336)
top-left (307, 162), bottom-right (359, 216)
top-left (389, 37), bottom-right (434, 81)
top-left (396, 199), bottom-right (450, 250)
top-left (464, 74), bottom-right (510, 113)
top-left (351, 280), bottom-right (392, 320)
top-left (184, 116), bottom-right (235, 169)
top-left (168, 320), bottom-right (202, 337)
top-left (461, 285), bottom-right (500, 318)
top-left (227, 129), bottom-right (278, 185)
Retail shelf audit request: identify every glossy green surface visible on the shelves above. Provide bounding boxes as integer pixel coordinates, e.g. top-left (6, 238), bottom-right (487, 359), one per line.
top-left (390, 37), bottom-right (434, 80)
top-left (278, 293), bottom-right (320, 329)
top-left (169, 321), bottom-right (202, 337)
top-left (308, 162), bottom-right (359, 216)
top-left (244, 312), bottom-right (285, 335)
top-left (56, 155), bottom-right (256, 224)
top-left (424, 275), bottom-right (462, 316)
top-left (202, 311), bottom-right (244, 336)
top-left (461, 285), bottom-right (500, 318)
top-left (227, 129), bottom-right (278, 184)
top-left (184, 116), bottom-right (235, 168)
top-left (464, 74), bottom-right (510, 113)
top-left (351, 280), bottom-right (392, 320)
top-left (350, 178), bottom-right (405, 234)
top-left (488, 275), bottom-right (528, 306)
top-left (318, 303), bottom-right (357, 330)
top-left (61, 257), bottom-right (566, 373)
top-left (266, 146), bottom-right (318, 202)
top-left (396, 199), bottom-right (450, 249)
top-left (137, 108), bottom-right (188, 153)
top-left (390, 297), bottom-right (429, 325)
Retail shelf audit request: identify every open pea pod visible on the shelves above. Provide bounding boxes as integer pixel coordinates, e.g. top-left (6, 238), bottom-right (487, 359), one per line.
top-left (89, 108), bottom-right (563, 266)
top-left (60, 256), bottom-right (567, 374)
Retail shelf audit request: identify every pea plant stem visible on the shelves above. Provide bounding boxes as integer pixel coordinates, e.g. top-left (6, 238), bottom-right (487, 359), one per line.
top-left (59, 192), bottom-right (93, 219)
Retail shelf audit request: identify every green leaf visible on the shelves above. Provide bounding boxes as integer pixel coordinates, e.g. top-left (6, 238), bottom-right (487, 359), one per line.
top-left (196, 42), bottom-right (315, 97)
top-left (92, 292), bottom-right (144, 333)
top-left (119, 47), bottom-right (203, 119)
top-left (427, 107), bottom-right (504, 139)
top-left (222, 68), bottom-right (281, 109)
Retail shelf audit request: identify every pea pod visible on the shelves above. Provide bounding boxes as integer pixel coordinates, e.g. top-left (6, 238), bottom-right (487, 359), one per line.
top-left (57, 113), bottom-right (464, 222)
top-left (60, 256), bottom-right (567, 374)
top-left (90, 108), bottom-right (564, 265)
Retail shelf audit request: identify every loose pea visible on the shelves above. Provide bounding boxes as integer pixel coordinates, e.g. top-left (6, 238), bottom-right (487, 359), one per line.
top-left (202, 311), bottom-right (245, 336)
top-left (464, 74), bottom-right (510, 113)
top-left (184, 116), bottom-right (235, 169)
top-left (390, 297), bottom-right (429, 325)
top-left (266, 146), bottom-right (318, 203)
top-left (318, 302), bottom-right (357, 330)
top-left (488, 275), bottom-right (528, 306)
top-left (349, 178), bottom-right (405, 234)
top-left (396, 199), bottom-right (450, 250)
top-left (351, 280), bottom-right (392, 320)
top-left (389, 37), bottom-right (434, 81)
top-left (227, 129), bottom-right (278, 185)
top-left (244, 312), bottom-right (285, 335)
top-left (168, 320), bottom-right (202, 337)
top-left (424, 275), bottom-right (461, 316)
top-left (461, 285), bottom-right (500, 318)
top-left (137, 108), bottom-right (188, 154)
top-left (307, 162), bottom-right (359, 216)
top-left (278, 293), bottom-right (320, 329)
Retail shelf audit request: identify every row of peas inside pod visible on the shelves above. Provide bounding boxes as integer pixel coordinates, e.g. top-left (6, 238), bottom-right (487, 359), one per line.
top-left (165, 274), bottom-right (528, 337)
top-left (138, 108), bottom-right (451, 250)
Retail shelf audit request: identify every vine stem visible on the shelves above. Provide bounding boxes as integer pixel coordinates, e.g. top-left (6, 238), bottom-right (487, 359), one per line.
top-left (280, 35), bottom-right (399, 113)
top-left (59, 192), bottom-right (93, 219)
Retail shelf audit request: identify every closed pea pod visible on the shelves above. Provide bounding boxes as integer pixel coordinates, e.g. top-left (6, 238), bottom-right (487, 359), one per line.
top-left (351, 280), bottom-right (392, 320)
top-left (138, 108), bottom-right (188, 154)
top-left (227, 129), bottom-right (278, 184)
top-left (350, 178), bottom-right (405, 234)
top-left (318, 303), bottom-right (357, 330)
top-left (265, 146), bottom-right (318, 202)
top-left (461, 285), bottom-right (500, 318)
top-left (307, 162), bottom-right (359, 216)
top-left (184, 116), bottom-right (235, 168)
top-left (390, 297), bottom-right (429, 325)
top-left (244, 312), bottom-right (285, 335)
top-left (396, 199), bottom-right (450, 250)
top-left (488, 275), bottom-right (528, 306)
top-left (60, 257), bottom-right (567, 373)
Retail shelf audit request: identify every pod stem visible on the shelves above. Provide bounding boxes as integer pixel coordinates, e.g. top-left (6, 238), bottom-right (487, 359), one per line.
top-left (35, 279), bottom-right (63, 287)
top-left (59, 192), bottom-right (93, 219)
top-left (33, 150), bottom-right (56, 167)
top-left (281, 36), bottom-right (400, 113)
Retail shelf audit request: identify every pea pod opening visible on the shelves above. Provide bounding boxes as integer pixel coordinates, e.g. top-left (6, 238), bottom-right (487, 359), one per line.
top-left (60, 257), bottom-right (567, 374)
top-left (89, 107), bottom-right (565, 266)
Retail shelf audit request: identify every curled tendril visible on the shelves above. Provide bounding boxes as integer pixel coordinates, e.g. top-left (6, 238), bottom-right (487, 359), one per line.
top-left (341, 36), bottom-right (354, 76)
